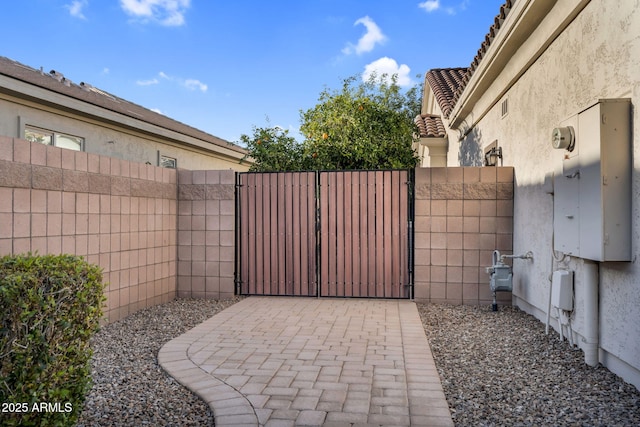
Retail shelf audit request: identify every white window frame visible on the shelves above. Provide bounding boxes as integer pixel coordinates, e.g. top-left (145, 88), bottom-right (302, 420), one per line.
top-left (25, 125), bottom-right (84, 151)
top-left (159, 153), bottom-right (177, 169)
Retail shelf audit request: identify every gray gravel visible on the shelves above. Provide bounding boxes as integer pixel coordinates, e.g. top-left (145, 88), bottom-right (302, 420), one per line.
top-left (418, 303), bottom-right (640, 427)
top-left (77, 298), bottom-right (640, 426)
top-left (77, 297), bottom-right (244, 427)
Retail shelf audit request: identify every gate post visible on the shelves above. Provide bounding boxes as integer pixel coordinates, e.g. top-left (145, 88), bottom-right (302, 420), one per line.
top-left (407, 168), bottom-right (416, 299)
top-left (234, 171), bottom-right (241, 296)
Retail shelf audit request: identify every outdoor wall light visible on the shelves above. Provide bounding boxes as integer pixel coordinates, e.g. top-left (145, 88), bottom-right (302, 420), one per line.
top-left (484, 146), bottom-right (503, 166)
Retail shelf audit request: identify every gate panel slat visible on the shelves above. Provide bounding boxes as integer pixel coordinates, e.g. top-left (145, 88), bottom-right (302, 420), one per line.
top-left (391, 171), bottom-right (401, 298)
top-left (329, 173), bottom-right (338, 297)
top-left (269, 174), bottom-right (278, 294)
top-left (362, 172), bottom-right (368, 296)
top-left (257, 174), bottom-right (267, 294)
top-left (374, 171), bottom-right (384, 297)
top-left (301, 172), bottom-right (316, 296)
top-left (384, 171), bottom-right (392, 298)
top-left (350, 172), bottom-right (360, 297)
top-left (320, 172), bottom-right (330, 297)
top-left (341, 172), bottom-right (357, 296)
top-left (304, 172), bottom-right (314, 295)
top-left (292, 173), bottom-right (301, 295)
top-left (283, 173), bottom-right (292, 295)
top-left (367, 171), bottom-right (377, 297)
top-left (337, 172), bottom-right (346, 296)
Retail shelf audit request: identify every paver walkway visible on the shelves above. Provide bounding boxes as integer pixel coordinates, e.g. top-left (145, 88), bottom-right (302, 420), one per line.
top-left (159, 297), bottom-right (453, 426)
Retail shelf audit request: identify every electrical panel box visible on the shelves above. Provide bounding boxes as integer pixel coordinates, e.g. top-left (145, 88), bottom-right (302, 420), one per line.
top-left (553, 114), bottom-right (580, 256)
top-left (553, 99), bottom-right (631, 262)
top-left (551, 270), bottom-right (573, 311)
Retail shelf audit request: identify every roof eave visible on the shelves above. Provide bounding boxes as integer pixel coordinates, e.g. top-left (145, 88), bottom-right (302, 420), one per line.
top-left (0, 74), bottom-right (247, 162)
top-left (449, 0), bottom-right (591, 130)
top-left (449, 0), bottom-right (534, 128)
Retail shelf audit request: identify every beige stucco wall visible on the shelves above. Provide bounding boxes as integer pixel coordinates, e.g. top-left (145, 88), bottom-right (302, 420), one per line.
top-left (0, 95), bottom-right (250, 172)
top-left (418, 87), bottom-right (460, 168)
top-left (453, 0), bottom-right (640, 388)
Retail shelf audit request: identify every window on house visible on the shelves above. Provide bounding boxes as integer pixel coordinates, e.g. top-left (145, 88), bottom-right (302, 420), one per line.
top-left (25, 126), bottom-right (83, 151)
top-left (159, 154), bottom-right (177, 169)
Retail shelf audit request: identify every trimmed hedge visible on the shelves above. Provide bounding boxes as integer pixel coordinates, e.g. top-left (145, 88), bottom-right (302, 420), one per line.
top-left (0, 254), bottom-right (105, 427)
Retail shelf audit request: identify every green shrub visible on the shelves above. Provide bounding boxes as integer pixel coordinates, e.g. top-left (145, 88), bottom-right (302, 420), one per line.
top-left (0, 253), bottom-right (105, 427)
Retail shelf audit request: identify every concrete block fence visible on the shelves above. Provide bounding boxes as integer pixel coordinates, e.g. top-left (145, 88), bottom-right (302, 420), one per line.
top-left (0, 136), bottom-right (513, 323)
top-left (176, 169), bottom-right (236, 300)
top-left (413, 166), bottom-right (514, 306)
top-left (0, 136), bottom-right (178, 323)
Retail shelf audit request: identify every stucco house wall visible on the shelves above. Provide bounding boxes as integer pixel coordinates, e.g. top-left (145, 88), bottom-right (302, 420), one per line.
top-left (0, 57), bottom-right (250, 172)
top-left (448, 0), bottom-right (640, 388)
top-left (0, 97), bottom-right (247, 171)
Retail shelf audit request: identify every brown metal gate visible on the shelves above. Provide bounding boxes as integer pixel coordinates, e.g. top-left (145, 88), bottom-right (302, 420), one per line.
top-left (236, 170), bottom-right (413, 298)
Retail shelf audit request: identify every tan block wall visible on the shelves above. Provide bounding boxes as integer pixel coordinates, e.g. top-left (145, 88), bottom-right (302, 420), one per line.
top-left (413, 166), bottom-right (514, 305)
top-left (176, 170), bottom-right (236, 299)
top-left (0, 136), bottom-right (177, 323)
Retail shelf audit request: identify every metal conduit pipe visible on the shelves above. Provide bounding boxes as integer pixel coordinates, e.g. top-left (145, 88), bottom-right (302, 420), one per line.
top-left (583, 259), bottom-right (599, 367)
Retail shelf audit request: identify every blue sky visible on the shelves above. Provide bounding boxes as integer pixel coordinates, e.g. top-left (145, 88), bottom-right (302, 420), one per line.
top-left (2, 0), bottom-right (504, 144)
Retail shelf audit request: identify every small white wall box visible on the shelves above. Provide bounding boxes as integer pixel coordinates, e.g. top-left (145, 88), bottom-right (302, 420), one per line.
top-left (553, 99), bottom-right (632, 261)
top-left (551, 270), bottom-right (573, 311)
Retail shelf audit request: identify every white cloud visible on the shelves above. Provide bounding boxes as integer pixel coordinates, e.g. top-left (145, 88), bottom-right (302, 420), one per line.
top-left (419, 0), bottom-right (464, 15)
top-left (138, 72), bottom-right (207, 92)
top-left (184, 79), bottom-right (208, 92)
top-left (136, 78), bottom-right (159, 86)
top-left (418, 0), bottom-right (440, 12)
top-left (102, 67), bottom-right (110, 75)
top-left (342, 16), bottom-right (386, 55)
top-left (119, 0), bottom-right (190, 26)
top-left (66, 0), bottom-right (88, 19)
top-left (151, 108), bottom-right (164, 115)
top-left (362, 57), bottom-right (413, 87)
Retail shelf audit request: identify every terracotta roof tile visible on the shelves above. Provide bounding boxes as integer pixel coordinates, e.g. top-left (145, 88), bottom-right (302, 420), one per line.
top-left (0, 56), bottom-right (246, 155)
top-left (452, 0), bottom-right (514, 106)
top-left (414, 114), bottom-right (446, 138)
top-left (425, 68), bottom-right (468, 118)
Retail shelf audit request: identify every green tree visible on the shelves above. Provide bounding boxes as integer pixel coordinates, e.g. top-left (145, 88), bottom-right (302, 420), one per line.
top-left (240, 73), bottom-right (421, 171)
top-left (240, 124), bottom-right (307, 172)
top-left (300, 73), bottom-right (420, 170)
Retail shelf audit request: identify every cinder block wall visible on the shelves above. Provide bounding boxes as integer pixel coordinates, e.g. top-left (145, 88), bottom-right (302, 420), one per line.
top-left (176, 170), bottom-right (236, 299)
top-left (0, 137), bottom-right (177, 323)
top-left (413, 166), bottom-right (514, 305)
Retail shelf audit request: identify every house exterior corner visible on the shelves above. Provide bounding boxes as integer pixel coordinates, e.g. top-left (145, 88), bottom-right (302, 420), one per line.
top-left (432, 0), bottom-right (640, 389)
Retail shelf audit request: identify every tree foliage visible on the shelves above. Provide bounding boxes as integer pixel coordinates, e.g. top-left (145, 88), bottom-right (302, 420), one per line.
top-left (240, 124), bottom-right (307, 172)
top-left (241, 74), bottom-right (421, 171)
top-left (300, 73), bottom-right (420, 170)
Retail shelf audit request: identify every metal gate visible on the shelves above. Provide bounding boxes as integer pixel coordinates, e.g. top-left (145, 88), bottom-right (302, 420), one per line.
top-left (236, 170), bottom-right (413, 298)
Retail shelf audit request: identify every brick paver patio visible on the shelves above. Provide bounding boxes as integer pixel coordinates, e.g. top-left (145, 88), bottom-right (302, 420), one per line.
top-left (159, 297), bottom-right (453, 426)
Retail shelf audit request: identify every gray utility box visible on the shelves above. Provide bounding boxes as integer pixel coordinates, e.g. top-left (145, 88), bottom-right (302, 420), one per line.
top-left (553, 99), bottom-right (631, 262)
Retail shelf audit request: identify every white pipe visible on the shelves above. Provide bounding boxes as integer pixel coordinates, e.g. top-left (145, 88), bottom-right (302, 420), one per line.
top-left (546, 270), bottom-right (553, 335)
top-left (566, 311), bottom-right (575, 348)
top-left (583, 259), bottom-right (599, 367)
top-left (558, 308), bottom-right (564, 342)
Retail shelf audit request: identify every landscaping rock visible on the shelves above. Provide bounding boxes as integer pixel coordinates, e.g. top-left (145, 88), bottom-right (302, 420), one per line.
top-left (417, 303), bottom-right (640, 427)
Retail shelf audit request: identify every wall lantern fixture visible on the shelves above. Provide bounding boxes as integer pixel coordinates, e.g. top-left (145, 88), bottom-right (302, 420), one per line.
top-left (484, 146), bottom-right (503, 167)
